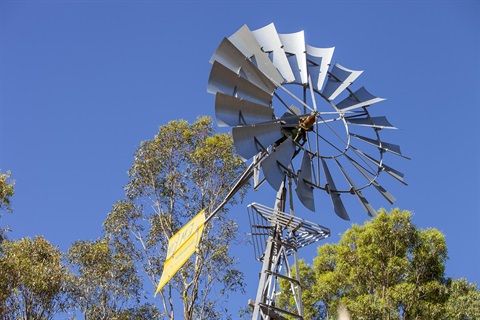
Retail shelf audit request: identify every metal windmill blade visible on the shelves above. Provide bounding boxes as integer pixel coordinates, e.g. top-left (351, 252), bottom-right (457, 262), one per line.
top-left (207, 23), bottom-right (409, 220)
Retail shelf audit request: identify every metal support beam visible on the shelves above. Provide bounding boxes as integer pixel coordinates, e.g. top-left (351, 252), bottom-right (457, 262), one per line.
top-left (251, 182), bottom-right (305, 320)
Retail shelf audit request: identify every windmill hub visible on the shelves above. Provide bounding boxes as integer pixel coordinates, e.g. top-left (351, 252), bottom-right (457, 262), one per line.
top-left (298, 113), bottom-right (316, 131)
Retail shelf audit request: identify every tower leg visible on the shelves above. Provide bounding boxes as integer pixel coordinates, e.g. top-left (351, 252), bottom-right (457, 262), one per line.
top-left (251, 183), bottom-right (304, 320)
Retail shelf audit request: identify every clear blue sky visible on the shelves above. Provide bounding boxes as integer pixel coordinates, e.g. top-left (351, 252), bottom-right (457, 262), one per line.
top-left (1, 0), bottom-right (479, 313)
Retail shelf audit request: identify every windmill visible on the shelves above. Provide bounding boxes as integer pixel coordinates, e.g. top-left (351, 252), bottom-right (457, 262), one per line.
top-left (206, 23), bottom-right (408, 320)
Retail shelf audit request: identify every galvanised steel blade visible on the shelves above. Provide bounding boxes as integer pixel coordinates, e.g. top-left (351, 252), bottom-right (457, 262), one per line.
top-left (296, 151), bottom-right (315, 212)
top-left (322, 63), bottom-right (363, 100)
top-left (261, 137), bottom-right (296, 191)
top-left (345, 155), bottom-right (396, 204)
top-left (350, 133), bottom-right (410, 159)
top-left (336, 86), bottom-right (385, 111)
top-left (306, 45), bottom-right (335, 91)
top-left (252, 23), bottom-right (295, 83)
top-left (232, 122), bottom-right (284, 160)
top-left (278, 30), bottom-right (308, 84)
top-left (335, 159), bottom-right (377, 217)
top-left (228, 24), bottom-right (284, 85)
top-left (345, 116), bottom-right (397, 130)
top-left (214, 93), bottom-right (274, 127)
top-left (353, 148), bottom-right (407, 185)
top-left (210, 37), bottom-right (277, 94)
top-left (208, 61), bottom-right (272, 106)
top-left (321, 158), bottom-right (350, 220)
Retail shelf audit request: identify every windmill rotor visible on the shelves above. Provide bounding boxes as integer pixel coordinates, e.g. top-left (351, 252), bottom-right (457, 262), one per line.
top-left (208, 23), bottom-right (408, 221)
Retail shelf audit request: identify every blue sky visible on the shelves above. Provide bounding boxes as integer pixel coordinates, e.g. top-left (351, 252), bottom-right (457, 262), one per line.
top-left (1, 0), bottom-right (479, 313)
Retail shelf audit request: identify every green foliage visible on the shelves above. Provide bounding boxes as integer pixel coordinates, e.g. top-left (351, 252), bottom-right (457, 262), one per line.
top-left (104, 117), bottom-right (247, 319)
top-left (67, 238), bottom-right (157, 319)
top-left (277, 209), bottom-right (480, 320)
top-left (0, 236), bottom-right (70, 319)
top-left (114, 303), bottom-right (162, 319)
top-left (0, 170), bottom-right (15, 240)
top-left (444, 278), bottom-right (480, 319)
top-left (0, 170), bottom-right (14, 213)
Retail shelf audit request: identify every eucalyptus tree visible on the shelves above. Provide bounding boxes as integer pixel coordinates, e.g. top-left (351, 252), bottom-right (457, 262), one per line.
top-left (444, 278), bottom-right (480, 319)
top-left (0, 236), bottom-right (71, 319)
top-left (0, 170), bottom-right (15, 240)
top-left (277, 208), bottom-right (480, 320)
top-left (67, 238), bottom-right (159, 319)
top-left (1, 171), bottom-right (70, 318)
top-left (104, 117), bottom-right (247, 319)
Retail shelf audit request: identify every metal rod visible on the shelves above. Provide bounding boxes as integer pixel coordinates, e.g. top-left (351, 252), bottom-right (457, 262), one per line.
top-left (205, 160), bottom-right (255, 225)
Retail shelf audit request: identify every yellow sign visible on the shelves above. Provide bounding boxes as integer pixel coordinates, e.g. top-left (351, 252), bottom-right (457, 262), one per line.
top-left (155, 210), bottom-right (206, 295)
